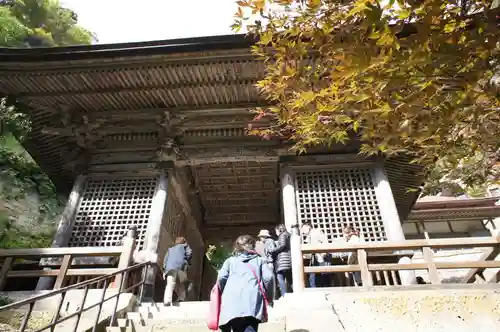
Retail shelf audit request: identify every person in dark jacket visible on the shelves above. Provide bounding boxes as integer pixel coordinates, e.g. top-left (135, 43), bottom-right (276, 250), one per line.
top-left (163, 236), bottom-right (192, 306)
top-left (269, 224), bottom-right (292, 298)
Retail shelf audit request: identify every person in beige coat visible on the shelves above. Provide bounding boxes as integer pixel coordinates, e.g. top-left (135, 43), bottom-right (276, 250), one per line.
top-left (342, 225), bottom-right (363, 286)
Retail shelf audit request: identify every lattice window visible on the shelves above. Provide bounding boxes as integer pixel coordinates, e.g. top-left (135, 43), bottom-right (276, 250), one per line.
top-left (68, 177), bottom-right (158, 250)
top-left (295, 167), bottom-right (386, 242)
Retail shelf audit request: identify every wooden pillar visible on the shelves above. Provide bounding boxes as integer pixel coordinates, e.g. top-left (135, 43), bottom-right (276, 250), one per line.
top-left (372, 165), bottom-right (405, 242)
top-left (281, 166), bottom-right (305, 292)
top-left (142, 172), bottom-right (168, 301)
top-left (372, 164), bottom-right (416, 285)
top-left (36, 175), bottom-right (87, 291)
top-left (397, 256), bottom-right (417, 285)
top-left (52, 175), bottom-right (87, 247)
top-left (113, 228), bottom-right (137, 288)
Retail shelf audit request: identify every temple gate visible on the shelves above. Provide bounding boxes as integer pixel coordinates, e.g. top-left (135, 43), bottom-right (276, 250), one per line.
top-left (0, 35), bottom-right (424, 298)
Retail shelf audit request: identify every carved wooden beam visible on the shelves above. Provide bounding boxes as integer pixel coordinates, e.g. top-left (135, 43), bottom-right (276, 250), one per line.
top-left (41, 127), bottom-right (73, 136)
top-left (156, 110), bottom-right (187, 140)
top-left (167, 146), bottom-right (286, 166)
top-left (42, 124), bottom-right (156, 138)
top-left (179, 155), bottom-right (280, 165)
top-left (283, 153), bottom-right (376, 168)
top-left (40, 108), bottom-right (107, 150)
top-left (86, 105), bottom-right (259, 120)
top-left (181, 106), bottom-right (258, 117)
top-left (88, 162), bottom-right (159, 175)
top-left (63, 148), bottom-right (91, 173)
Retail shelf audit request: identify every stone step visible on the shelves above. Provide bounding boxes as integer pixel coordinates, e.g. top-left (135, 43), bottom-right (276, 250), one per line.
top-left (141, 315), bottom-right (285, 326)
top-left (146, 321), bottom-right (286, 332)
top-left (136, 301), bottom-right (286, 318)
top-left (125, 301), bottom-right (287, 331)
top-left (123, 316), bottom-right (286, 332)
top-left (117, 318), bottom-right (130, 328)
top-left (127, 312), bottom-right (145, 325)
top-left (133, 310), bottom-right (285, 324)
top-left (128, 313), bottom-right (285, 326)
top-left (106, 327), bottom-right (133, 332)
top-left (136, 301), bottom-right (210, 313)
top-left (138, 299), bottom-right (286, 312)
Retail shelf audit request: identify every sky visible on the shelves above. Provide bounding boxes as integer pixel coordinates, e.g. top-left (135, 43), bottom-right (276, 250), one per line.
top-left (61, 0), bottom-right (238, 44)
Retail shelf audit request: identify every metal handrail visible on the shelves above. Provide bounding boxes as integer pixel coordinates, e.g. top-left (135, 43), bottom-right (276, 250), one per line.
top-left (0, 262), bottom-right (148, 311)
top-left (0, 260), bottom-right (163, 332)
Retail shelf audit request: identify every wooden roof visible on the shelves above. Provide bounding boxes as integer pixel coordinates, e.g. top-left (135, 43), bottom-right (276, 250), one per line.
top-left (0, 34), bottom-right (423, 229)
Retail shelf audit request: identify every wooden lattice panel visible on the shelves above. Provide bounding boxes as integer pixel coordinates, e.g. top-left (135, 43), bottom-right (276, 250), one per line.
top-left (294, 167), bottom-right (386, 242)
top-left (68, 177), bottom-right (158, 250)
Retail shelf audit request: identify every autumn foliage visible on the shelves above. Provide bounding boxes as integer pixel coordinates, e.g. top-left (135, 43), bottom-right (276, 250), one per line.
top-left (232, 0), bottom-right (500, 190)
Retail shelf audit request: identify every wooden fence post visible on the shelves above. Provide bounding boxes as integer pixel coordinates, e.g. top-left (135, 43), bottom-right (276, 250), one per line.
top-left (357, 249), bottom-right (373, 287)
top-left (422, 246), bottom-right (441, 284)
top-left (113, 228), bottom-right (137, 288)
top-left (53, 254), bottom-right (72, 289)
top-left (0, 257), bottom-right (13, 291)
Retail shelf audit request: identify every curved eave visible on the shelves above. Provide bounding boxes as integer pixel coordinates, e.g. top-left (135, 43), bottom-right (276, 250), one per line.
top-left (413, 197), bottom-right (500, 210)
top-left (0, 34), bottom-right (255, 62)
top-left (407, 197), bottom-right (500, 222)
top-left (407, 206), bottom-right (500, 222)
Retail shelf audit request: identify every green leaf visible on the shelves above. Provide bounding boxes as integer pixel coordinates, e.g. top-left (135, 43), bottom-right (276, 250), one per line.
top-left (396, 9), bottom-right (411, 20)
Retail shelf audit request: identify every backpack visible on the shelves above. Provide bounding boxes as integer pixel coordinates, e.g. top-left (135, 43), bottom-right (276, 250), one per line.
top-left (263, 238), bottom-right (276, 264)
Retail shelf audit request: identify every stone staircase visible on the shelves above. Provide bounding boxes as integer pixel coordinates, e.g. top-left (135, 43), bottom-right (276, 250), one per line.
top-left (107, 301), bottom-right (287, 332)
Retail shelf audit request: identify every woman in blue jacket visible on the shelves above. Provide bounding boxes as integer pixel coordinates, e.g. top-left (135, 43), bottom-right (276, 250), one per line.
top-left (217, 234), bottom-right (274, 332)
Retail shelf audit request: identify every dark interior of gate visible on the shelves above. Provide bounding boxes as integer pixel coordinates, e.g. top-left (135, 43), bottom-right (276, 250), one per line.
top-left (0, 35), bottom-right (425, 298)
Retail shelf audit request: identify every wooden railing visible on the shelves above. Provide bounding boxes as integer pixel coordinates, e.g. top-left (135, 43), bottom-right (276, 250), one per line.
top-left (0, 228), bottom-right (136, 292)
top-left (0, 227), bottom-right (166, 332)
top-left (300, 235), bottom-right (500, 289)
top-left (0, 262), bottom-right (153, 332)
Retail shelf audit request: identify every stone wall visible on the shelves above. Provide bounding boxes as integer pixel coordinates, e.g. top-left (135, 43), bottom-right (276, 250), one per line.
top-left (282, 285), bottom-right (500, 332)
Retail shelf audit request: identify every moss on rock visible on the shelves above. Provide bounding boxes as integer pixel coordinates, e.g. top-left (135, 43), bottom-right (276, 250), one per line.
top-left (0, 310), bottom-right (54, 331)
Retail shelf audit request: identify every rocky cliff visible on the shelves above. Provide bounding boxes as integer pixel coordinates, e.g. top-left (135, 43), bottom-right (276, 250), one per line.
top-left (0, 135), bottom-right (63, 249)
